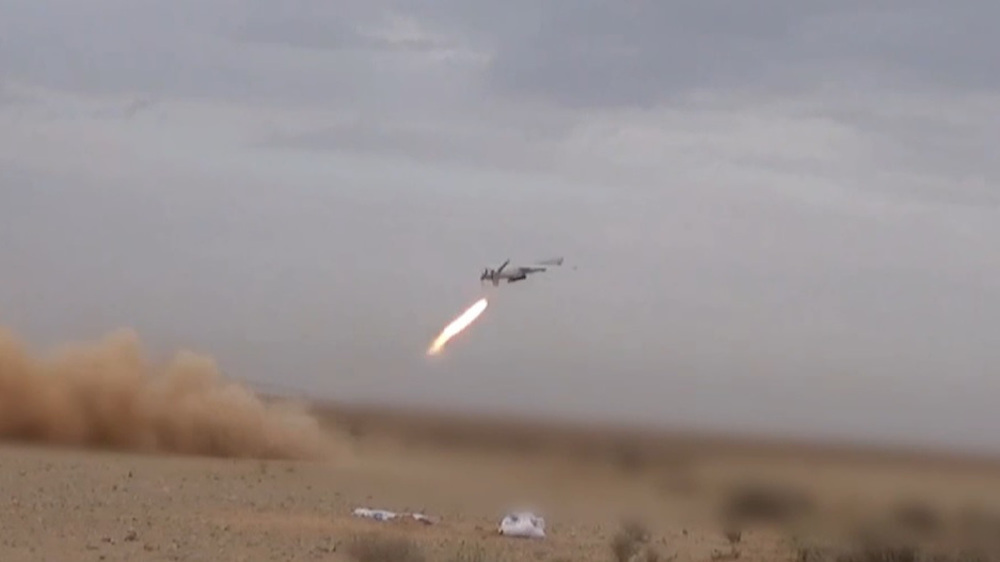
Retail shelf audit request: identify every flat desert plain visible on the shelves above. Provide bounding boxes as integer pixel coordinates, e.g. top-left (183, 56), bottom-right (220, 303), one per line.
top-left (3, 328), bottom-right (1000, 561)
top-left (4, 402), bottom-right (1000, 562)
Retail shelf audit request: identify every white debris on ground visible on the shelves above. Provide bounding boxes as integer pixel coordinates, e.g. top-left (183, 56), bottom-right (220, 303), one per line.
top-left (352, 507), bottom-right (435, 525)
top-left (497, 511), bottom-right (546, 538)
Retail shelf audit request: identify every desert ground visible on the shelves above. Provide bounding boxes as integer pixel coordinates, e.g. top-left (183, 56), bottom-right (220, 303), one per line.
top-left (3, 328), bottom-right (1000, 561)
top-left (4, 403), bottom-right (1000, 562)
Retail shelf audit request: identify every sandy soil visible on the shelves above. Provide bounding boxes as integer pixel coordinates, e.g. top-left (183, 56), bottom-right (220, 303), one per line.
top-left (4, 401), bottom-right (1000, 562)
top-left (4, 327), bottom-right (1000, 561)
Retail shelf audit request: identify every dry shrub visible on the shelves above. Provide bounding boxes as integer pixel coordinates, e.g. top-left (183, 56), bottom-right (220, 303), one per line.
top-left (793, 543), bottom-right (834, 562)
top-left (610, 519), bottom-right (669, 562)
top-left (613, 443), bottom-right (648, 474)
top-left (722, 480), bottom-right (814, 527)
top-left (345, 533), bottom-right (426, 562)
top-left (890, 499), bottom-right (943, 538)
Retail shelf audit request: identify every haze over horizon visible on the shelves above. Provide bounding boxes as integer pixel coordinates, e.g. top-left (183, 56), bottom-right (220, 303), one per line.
top-left (2, 2), bottom-right (998, 455)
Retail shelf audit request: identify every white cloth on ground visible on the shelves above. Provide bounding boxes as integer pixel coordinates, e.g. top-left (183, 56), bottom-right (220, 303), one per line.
top-left (497, 511), bottom-right (546, 538)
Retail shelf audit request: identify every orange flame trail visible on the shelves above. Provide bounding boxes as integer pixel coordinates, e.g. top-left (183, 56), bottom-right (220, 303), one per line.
top-left (426, 298), bottom-right (489, 356)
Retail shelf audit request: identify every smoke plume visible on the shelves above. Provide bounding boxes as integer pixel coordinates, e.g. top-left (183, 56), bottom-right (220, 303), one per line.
top-left (0, 325), bottom-right (338, 460)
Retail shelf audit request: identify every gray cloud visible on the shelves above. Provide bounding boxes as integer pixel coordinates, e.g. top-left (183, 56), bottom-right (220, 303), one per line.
top-left (475, 1), bottom-right (1000, 107)
top-left (4, 1), bottom-right (997, 104)
top-left (2, 0), bottom-right (1000, 453)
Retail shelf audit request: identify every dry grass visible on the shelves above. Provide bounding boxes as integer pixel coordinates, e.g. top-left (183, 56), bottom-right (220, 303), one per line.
top-left (609, 519), bottom-right (673, 562)
top-left (890, 500), bottom-right (942, 534)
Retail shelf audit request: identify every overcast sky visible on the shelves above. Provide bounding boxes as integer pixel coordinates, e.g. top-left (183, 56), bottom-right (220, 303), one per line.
top-left (2, 1), bottom-right (999, 454)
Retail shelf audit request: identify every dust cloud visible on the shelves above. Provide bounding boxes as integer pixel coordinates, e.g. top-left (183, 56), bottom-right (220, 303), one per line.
top-left (0, 325), bottom-right (339, 460)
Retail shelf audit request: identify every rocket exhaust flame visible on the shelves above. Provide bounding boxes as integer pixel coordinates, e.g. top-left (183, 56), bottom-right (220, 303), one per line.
top-left (426, 298), bottom-right (489, 356)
